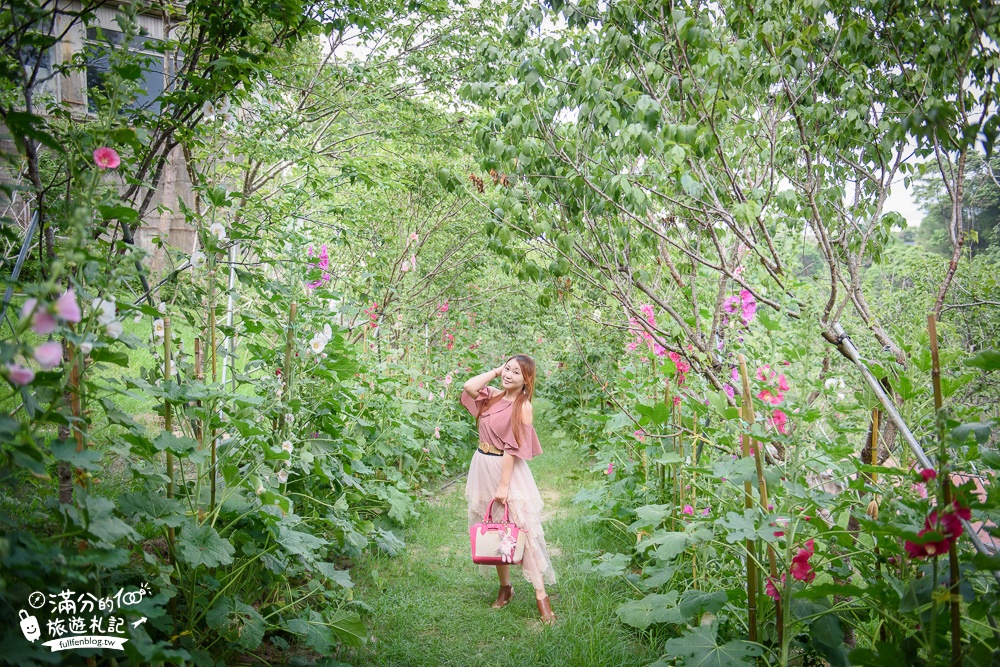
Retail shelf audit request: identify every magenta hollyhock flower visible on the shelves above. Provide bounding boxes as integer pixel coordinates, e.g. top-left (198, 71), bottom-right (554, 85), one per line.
top-left (756, 364), bottom-right (771, 382)
top-left (777, 374), bottom-right (790, 392)
top-left (6, 363), bottom-right (35, 386)
top-left (919, 468), bottom-right (937, 482)
top-left (639, 303), bottom-right (655, 319)
top-left (739, 290), bottom-right (757, 324)
top-left (653, 343), bottom-right (666, 356)
top-left (54, 290), bottom-right (81, 323)
top-left (33, 341), bottom-right (63, 370)
top-left (723, 384), bottom-right (735, 400)
top-left (605, 462), bottom-right (614, 475)
top-left (701, 507), bottom-right (710, 516)
top-left (93, 147), bottom-right (121, 169)
top-left (673, 395), bottom-right (681, 406)
top-left (723, 294), bottom-right (739, 314)
top-left (765, 576), bottom-right (782, 601)
top-left (682, 505), bottom-right (694, 515)
top-left (904, 503), bottom-right (970, 559)
top-left (790, 538), bottom-right (816, 583)
top-left (731, 366), bottom-right (739, 382)
top-left (770, 408), bottom-right (789, 434)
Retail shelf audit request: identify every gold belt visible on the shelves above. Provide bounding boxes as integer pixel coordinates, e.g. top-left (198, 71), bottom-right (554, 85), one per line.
top-left (478, 441), bottom-right (504, 456)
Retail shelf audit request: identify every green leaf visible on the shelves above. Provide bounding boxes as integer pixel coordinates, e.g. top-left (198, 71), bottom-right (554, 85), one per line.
top-left (631, 504), bottom-right (672, 528)
top-left (964, 349), bottom-right (1000, 371)
top-left (662, 622), bottom-right (763, 667)
top-left (327, 609), bottom-right (366, 647)
top-left (50, 439), bottom-right (103, 471)
top-left (616, 591), bottom-right (679, 629)
top-left (205, 597), bottom-right (264, 650)
top-left (640, 531), bottom-right (690, 560)
top-left (90, 348), bottom-right (130, 367)
top-left (153, 431), bottom-right (200, 455)
top-left (278, 525), bottom-right (328, 559)
top-left (715, 510), bottom-right (757, 544)
top-left (314, 563), bottom-right (354, 589)
top-left (118, 491), bottom-right (185, 528)
top-left (177, 524), bottom-right (235, 568)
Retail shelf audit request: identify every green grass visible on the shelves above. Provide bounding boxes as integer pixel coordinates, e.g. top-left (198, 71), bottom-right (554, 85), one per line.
top-left (335, 424), bottom-right (662, 667)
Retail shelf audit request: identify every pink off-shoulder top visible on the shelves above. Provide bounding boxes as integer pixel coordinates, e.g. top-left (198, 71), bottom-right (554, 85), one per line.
top-left (459, 385), bottom-right (543, 460)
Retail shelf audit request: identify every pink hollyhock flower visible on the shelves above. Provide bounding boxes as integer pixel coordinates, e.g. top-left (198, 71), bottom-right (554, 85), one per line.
top-left (770, 409), bottom-right (789, 434)
top-left (701, 507), bottom-right (710, 516)
top-left (605, 462), bottom-right (614, 475)
top-left (54, 290), bottom-right (81, 323)
top-left (731, 367), bottom-right (739, 382)
top-left (401, 260), bottom-right (411, 272)
top-left (682, 505), bottom-right (694, 515)
top-left (639, 303), bottom-right (655, 319)
top-left (434, 427), bottom-right (440, 439)
top-left (33, 341), bottom-right (63, 370)
top-left (911, 483), bottom-right (928, 498)
top-left (444, 374), bottom-right (452, 386)
top-left (723, 295), bottom-right (739, 314)
top-left (723, 384), bottom-right (735, 400)
top-left (673, 396), bottom-right (681, 406)
top-left (652, 343), bottom-right (666, 356)
top-left (919, 468), bottom-right (937, 482)
top-left (756, 364), bottom-right (771, 382)
top-left (668, 351), bottom-right (680, 363)
top-left (93, 147), bottom-right (121, 169)
top-left (790, 538), bottom-right (816, 583)
top-left (21, 298), bottom-right (58, 335)
top-left (777, 374), bottom-right (790, 392)
top-left (634, 429), bottom-right (646, 443)
top-left (765, 576), bottom-right (784, 601)
top-left (626, 341), bottom-right (639, 352)
top-left (6, 363), bottom-right (35, 386)
top-left (410, 232), bottom-right (418, 242)
top-left (439, 300), bottom-right (449, 313)
top-left (739, 290), bottom-right (757, 324)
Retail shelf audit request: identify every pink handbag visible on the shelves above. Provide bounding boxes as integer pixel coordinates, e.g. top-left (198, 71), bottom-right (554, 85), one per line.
top-left (470, 499), bottom-right (526, 565)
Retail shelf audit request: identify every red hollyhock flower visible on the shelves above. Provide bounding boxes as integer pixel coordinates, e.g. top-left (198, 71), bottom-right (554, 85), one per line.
top-left (919, 468), bottom-right (937, 482)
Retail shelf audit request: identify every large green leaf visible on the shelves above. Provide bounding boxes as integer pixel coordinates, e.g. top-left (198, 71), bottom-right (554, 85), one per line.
top-left (659, 623), bottom-right (763, 667)
top-left (205, 597), bottom-right (264, 650)
top-left (616, 591), bottom-right (679, 629)
top-left (964, 349), bottom-right (1000, 371)
top-left (177, 524), bottom-right (235, 568)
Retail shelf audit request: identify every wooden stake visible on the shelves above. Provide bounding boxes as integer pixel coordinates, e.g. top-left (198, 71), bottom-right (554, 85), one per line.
top-left (737, 354), bottom-right (758, 643)
top-left (928, 314), bottom-right (962, 667)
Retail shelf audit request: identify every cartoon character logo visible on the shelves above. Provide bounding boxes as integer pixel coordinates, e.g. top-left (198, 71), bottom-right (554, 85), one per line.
top-left (19, 610), bottom-right (40, 642)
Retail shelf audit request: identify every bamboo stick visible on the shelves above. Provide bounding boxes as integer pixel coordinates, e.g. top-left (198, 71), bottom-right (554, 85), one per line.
top-left (928, 314), bottom-right (962, 667)
top-left (736, 354), bottom-right (758, 643)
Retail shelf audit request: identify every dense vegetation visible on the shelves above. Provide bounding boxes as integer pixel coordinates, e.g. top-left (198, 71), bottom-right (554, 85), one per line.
top-left (1, 0), bottom-right (999, 665)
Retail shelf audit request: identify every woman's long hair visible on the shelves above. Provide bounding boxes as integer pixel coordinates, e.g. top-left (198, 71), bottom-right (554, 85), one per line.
top-left (475, 354), bottom-right (537, 447)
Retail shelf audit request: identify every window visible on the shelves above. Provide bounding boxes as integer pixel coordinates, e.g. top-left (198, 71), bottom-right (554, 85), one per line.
top-left (85, 26), bottom-right (164, 114)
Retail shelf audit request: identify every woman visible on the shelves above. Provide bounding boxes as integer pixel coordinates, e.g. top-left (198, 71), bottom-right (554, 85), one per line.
top-left (460, 354), bottom-right (558, 624)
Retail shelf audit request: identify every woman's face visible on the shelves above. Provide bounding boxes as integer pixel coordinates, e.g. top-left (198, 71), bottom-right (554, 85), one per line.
top-left (500, 358), bottom-right (526, 393)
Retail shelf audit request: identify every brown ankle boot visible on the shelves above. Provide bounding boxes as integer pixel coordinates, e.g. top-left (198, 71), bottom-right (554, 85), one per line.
top-left (536, 595), bottom-right (557, 624)
top-left (492, 584), bottom-right (514, 608)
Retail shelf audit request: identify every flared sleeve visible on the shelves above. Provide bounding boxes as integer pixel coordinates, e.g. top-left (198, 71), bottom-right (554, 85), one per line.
top-left (496, 420), bottom-right (543, 461)
top-left (460, 385), bottom-right (492, 417)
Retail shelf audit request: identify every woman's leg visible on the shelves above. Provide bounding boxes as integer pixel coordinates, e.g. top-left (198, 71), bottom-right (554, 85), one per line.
top-left (496, 564), bottom-right (512, 586)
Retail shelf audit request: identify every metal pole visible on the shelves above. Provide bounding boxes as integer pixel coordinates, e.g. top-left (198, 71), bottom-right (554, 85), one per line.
top-left (0, 209), bottom-right (40, 331)
top-left (831, 323), bottom-right (1000, 584)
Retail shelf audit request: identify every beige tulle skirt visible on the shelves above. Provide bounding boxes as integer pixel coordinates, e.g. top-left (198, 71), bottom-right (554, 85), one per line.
top-left (465, 450), bottom-right (557, 590)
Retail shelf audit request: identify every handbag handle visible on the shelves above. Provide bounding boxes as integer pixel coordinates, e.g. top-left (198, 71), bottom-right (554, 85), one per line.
top-left (483, 499), bottom-right (510, 524)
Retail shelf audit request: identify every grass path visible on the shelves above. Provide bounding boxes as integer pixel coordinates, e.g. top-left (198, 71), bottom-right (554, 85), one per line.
top-left (337, 421), bottom-right (661, 667)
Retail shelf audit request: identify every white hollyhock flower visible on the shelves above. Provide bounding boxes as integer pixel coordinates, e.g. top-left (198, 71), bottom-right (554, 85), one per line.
top-left (281, 440), bottom-right (294, 454)
top-left (133, 312), bottom-right (143, 323)
top-left (105, 320), bottom-right (124, 339)
top-left (277, 469), bottom-right (288, 484)
top-left (286, 413), bottom-right (294, 425)
top-left (593, 309), bottom-right (602, 321)
top-left (157, 302), bottom-right (166, 314)
top-left (191, 251), bottom-right (206, 269)
top-left (427, 392), bottom-right (434, 402)
top-left (323, 324), bottom-right (332, 339)
top-left (209, 222), bottom-right (227, 241)
top-left (91, 297), bottom-right (116, 325)
top-left (80, 341), bottom-right (93, 355)
top-left (310, 334), bottom-right (328, 354)
top-left (153, 318), bottom-right (165, 338)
